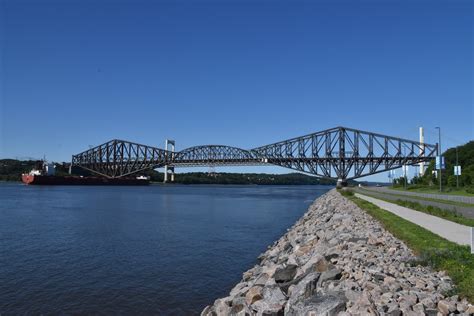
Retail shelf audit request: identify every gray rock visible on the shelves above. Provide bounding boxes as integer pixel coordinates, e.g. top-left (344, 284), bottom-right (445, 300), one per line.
top-left (347, 237), bottom-right (368, 243)
top-left (200, 305), bottom-right (213, 316)
top-left (285, 272), bottom-right (320, 310)
top-left (298, 254), bottom-right (330, 277)
top-left (274, 264), bottom-right (297, 283)
top-left (412, 302), bottom-right (425, 314)
top-left (373, 273), bottom-right (385, 282)
top-left (420, 297), bottom-right (435, 309)
top-left (262, 285), bottom-right (286, 306)
top-left (317, 268), bottom-right (342, 287)
top-left (324, 247), bottom-right (342, 261)
top-left (286, 292), bottom-right (347, 316)
top-left (437, 299), bottom-right (455, 315)
top-left (230, 297), bottom-right (248, 315)
top-left (465, 305), bottom-right (474, 314)
top-left (213, 298), bottom-right (231, 316)
top-left (230, 282), bottom-right (249, 297)
top-left (386, 304), bottom-right (401, 316)
top-left (425, 308), bottom-right (438, 316)
top-left (253, 273), bottom-right (269, 287)
top-left (344, 289), bottom-right (362, 302)
top-left (245, 286), bottom-right (263, 305)
top-left (250, 300), bottom-right (284, 316)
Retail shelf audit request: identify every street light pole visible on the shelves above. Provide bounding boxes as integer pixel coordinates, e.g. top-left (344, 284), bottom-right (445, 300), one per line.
top-left (435, 127), bottom-right (442, 192)
top-left (456, 146), bottom-right (459, 189)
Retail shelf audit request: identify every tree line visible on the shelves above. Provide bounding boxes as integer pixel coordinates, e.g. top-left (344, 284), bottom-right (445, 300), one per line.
top-left (0, 159), bottom-right (336, 185)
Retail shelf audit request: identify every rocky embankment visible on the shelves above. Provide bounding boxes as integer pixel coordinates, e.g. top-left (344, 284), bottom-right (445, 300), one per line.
top-left (202, 190), bottom-right (473, 316)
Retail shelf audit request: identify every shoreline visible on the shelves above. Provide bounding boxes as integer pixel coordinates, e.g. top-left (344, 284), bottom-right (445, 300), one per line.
top-left (202, 189), bottom-right (472, 315)
top-left (1, 180), bottom-right (336, 187)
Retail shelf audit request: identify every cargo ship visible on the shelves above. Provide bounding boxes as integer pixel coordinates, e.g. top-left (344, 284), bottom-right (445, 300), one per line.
top-left (22, 161), bottom-right (150, 185)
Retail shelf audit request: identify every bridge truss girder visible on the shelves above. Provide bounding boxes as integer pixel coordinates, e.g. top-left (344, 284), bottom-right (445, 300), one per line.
top-left (71, 139), bottom-right (170, 178)
top-left (251, 127), bottom-right (437, 180)
top-left (71, 126), bottom-right (437, 180)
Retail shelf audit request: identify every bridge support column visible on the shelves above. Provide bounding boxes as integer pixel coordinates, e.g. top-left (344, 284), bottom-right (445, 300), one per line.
top-left (164, 166), bottom-right (175, 183)
top-left (336, 178), bottom-right (348, 189)
top-left (163, 139), bottom-right (175, 183)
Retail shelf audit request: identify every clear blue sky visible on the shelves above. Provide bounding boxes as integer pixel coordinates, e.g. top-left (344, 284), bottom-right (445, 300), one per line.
top-left (1, 0), bottom-right (473, 181)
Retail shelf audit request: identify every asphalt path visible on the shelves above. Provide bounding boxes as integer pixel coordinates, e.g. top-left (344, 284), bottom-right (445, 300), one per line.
top-left (355, 193), bottom-right (471, 246)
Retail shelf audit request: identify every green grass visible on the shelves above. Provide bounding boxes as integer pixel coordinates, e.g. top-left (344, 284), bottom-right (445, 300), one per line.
top-left (338, 188), bottom-right (354, 197)
top-left (340, 191), bottom-right (474, 302)
top-left (390, 185), bottom-right (474, 197)
top-left (361, 187), bottom-right (474, 207)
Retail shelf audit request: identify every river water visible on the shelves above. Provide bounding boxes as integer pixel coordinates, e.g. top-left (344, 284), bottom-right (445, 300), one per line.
top-left (0, 183), bottom-right (331, 315)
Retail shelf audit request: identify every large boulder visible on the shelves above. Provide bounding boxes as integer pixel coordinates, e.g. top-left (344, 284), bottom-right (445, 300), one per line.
top-left (286, 292), bottom-right (347, 316)
top-left (285, 272), bottom-right (321, 310)
top-left (317, 268), bottom-right (342, 287)
top-left (245, 286), bottom-right (263, 305)
top-left (274, 264), bottom-right (297, 283)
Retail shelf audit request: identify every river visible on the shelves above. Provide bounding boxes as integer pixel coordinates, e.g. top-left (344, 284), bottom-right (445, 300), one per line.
top-left (0, 183), bottom-right (331, 315)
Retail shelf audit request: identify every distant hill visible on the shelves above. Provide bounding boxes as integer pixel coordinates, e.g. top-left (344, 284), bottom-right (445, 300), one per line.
top-left (422, 140), bottom-right (474, 187)
top-left (0, 159), bottom-right (37, 181)
top-left (0, 159), bottom-right (73, 181)
top-left (166, 172), bottom-right (336, 185)
top-left (0, 159), bottom-right (336, 185)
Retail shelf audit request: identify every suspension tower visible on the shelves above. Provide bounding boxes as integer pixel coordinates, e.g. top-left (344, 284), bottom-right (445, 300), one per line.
top-left (164, 139), bottom-right (175, 183)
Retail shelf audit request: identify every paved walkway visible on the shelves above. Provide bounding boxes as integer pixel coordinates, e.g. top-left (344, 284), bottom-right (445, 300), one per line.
top-left (355, 193), bottom-right (472, 246)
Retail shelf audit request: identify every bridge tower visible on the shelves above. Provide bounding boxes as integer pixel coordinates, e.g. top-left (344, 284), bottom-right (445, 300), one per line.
top-left (164, 139), bottom-right (175, 183)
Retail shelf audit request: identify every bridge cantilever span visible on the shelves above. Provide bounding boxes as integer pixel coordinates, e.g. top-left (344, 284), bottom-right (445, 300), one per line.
top-left (250, 126), bottom-right (437, 184)
top-left (71, 126), bottom-right (438, 183)
top-left (71, 139), bottom-right (170, 178)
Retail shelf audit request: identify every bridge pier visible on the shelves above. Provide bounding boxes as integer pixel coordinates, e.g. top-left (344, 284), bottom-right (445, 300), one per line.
top-left (336, 178), bottom-right (348, 189)
top-left (164, 139), bottom-right (175, 183)
top-left (164, 166), bottom-right (175, 182)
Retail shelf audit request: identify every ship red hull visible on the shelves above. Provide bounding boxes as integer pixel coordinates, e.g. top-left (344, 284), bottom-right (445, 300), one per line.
top-left (21, 175), bottom-right (149, 186)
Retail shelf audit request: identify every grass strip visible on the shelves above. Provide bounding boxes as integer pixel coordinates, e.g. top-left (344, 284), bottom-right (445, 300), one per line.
top-left (338, 189), bottom-right (474, 302)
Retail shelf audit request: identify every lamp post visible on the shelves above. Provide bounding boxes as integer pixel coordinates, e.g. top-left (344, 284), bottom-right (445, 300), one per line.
top-left (435, 127), bottom-right (442, 192)
top-left (456, 146), bottom-right (459, 189)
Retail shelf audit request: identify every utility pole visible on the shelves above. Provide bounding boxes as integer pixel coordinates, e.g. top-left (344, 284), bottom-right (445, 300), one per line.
top-left (435, 127), bottom-right (442, 192)
top-left (404, 165), bottom-right (407, 190)
top-left (414, 165), bottom-right (419, 184)
top-left (403, 147), bottom-right (407, 190)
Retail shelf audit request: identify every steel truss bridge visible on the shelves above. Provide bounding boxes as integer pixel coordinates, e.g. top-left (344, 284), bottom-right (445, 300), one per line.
top-left (71, 126), bottom-right (438, 183)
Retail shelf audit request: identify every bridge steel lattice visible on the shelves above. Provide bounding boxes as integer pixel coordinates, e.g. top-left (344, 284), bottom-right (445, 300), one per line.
top-left (71, 126), bottom-right (438, 182)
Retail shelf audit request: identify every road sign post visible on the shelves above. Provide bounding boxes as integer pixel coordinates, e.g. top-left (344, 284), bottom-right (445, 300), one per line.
top-left (471, 227), bottom-right (474, 254)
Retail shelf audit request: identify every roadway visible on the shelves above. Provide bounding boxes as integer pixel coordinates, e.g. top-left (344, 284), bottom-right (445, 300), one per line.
top-left (365, 186), bottom-right (474, 204)
top-left (354, 187), bottom-right (474, 219)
